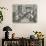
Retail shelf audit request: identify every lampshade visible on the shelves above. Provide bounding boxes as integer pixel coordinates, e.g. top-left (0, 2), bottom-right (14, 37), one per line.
top-left (3, 26), bottom-right (12, 31)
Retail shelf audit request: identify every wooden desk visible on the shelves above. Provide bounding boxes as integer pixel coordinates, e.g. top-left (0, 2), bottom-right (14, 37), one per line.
top-left (2, 38), bottom-right (44, 46)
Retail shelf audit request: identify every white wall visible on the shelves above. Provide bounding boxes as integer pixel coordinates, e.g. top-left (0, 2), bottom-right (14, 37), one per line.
top-left (0, 0), bottom-right (46, 46)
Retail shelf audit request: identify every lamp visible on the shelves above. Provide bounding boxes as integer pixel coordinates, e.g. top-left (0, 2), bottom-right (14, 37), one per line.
top-left (3, 26), bottom-right (12, 39)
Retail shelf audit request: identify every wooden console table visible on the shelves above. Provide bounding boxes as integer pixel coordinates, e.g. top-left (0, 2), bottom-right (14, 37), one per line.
top-left (2, 38), bottom-right (44, 46)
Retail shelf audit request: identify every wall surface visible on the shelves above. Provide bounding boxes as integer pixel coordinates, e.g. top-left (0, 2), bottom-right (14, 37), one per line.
top-left (0, 0), bottom-right (46, 46)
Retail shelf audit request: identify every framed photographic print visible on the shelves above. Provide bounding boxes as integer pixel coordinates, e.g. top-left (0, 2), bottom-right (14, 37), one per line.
top-left (12, 4), bottom-right (37, 23)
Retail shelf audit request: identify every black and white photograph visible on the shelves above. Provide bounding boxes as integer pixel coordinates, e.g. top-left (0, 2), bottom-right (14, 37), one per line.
top-left (13, 4), bottom-right (37, 23)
